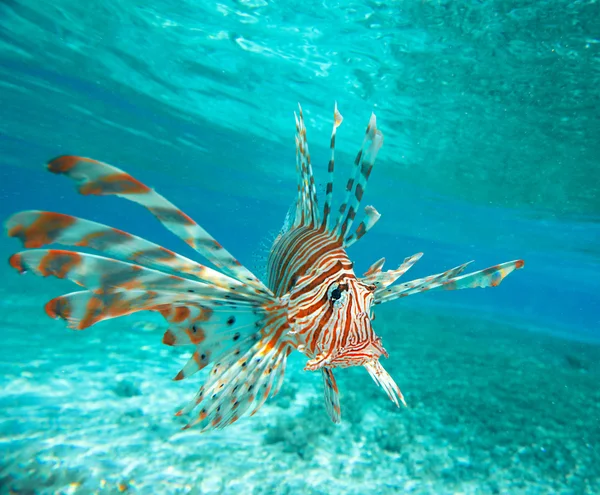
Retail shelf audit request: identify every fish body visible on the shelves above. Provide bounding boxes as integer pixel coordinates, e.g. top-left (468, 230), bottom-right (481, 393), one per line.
top-left (5, 104), bottom-right (524, 430)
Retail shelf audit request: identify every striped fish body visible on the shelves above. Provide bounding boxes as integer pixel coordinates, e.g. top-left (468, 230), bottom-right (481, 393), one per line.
top-left (5, 104), bottom-right (524, 430)
top-left (267, 226), bottom-right (340, 297)
top-left (267, 226), bottom-right (385, 372)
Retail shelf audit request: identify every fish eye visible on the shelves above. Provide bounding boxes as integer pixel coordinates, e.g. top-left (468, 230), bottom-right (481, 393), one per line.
top-left (328, 282), bottom-right (348, 302)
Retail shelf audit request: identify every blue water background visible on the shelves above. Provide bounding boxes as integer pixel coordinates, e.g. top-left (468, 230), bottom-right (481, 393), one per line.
top-left (0, 1), bottom-right (599, 493)
top-left (1, 0), bottom-right (598, 339)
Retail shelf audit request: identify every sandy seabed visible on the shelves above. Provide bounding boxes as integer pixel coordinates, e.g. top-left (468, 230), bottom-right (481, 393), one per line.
top-left (1, 289), bottom-right (598, 495)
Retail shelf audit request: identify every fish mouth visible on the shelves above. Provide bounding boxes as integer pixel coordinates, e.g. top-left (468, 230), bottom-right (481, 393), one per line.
top-left (303, 343), bottom-right (406, 408)
top-left (326, 338), bottom-right (389, 368)
top-left (304, 341), bottom-right (386, 371)
top-left (333, 311), bottom-right (388, 367)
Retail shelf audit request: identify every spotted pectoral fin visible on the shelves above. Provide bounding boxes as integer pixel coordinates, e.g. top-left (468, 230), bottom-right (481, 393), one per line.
top-left (5, 210), bottom-right (265, 301)
top-left (44, 289), bottom-right (175, 330)
top-left (177, 316), bottom-right (291, 431)
top-left (165, 306), bottom-right (270, 382)
top-left (9, 249), bottom-right (251, 301)
top-left (162, 305), bottom-right (267, 376)
top-left (376, 259), bottom-right (525, 304)
top-left (44, 288), bottom-right (255, 332)
top-left (46, 156), bottom-right (270, 294)
top-left (162, 304), bottom-right (290, 422)
top-left (322, 367), bottom-right (341, 423)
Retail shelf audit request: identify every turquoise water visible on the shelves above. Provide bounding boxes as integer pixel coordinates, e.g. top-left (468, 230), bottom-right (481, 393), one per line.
top-left (1, 1), bottom-right (599, 494)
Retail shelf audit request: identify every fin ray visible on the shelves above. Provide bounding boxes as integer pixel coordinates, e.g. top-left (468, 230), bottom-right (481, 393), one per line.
top-left (364, 359), bottom-right (406, 407)
top-left (293, 105), bottom-right (320, 228)
top-left (361, 253), bottom-right (423, 293)
top-left (321, 103), bottom-right (343, 231)
top-left (180, 316), bottom-right (291, 430)
top-left (6, 210), bottom-right (268, 301)
top-left (46, 156), bottom-right (270, 295)
top-left (10, 249), bottom-right (262, 305)
top-left (334, 113), bottom-right (384, 239)
top-left (377, 259), bottom-right (525, 304)
top-left (343, 205), bottom-right (381, 248)
top-left (322, 367), bottom-right (341, 423)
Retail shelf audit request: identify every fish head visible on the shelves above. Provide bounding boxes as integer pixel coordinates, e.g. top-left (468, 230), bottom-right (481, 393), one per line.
top-left (319, 276), bottom-right (388, 368)
top-left (288, 270), bottom-right (387, 371)
top-left (288, 271), bottom-right (405, 407)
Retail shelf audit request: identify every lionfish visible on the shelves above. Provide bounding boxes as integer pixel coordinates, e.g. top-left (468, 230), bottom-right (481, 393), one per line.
top-left (5, 104), bottom-right (524, 431)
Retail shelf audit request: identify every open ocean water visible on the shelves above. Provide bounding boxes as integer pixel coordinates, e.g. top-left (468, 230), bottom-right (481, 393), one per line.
top-left (1, 1), bottom-right (599, 494)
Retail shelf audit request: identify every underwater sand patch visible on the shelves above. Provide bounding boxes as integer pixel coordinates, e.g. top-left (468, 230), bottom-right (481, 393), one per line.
top-left (0, 299), bottom-right (598, 494)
